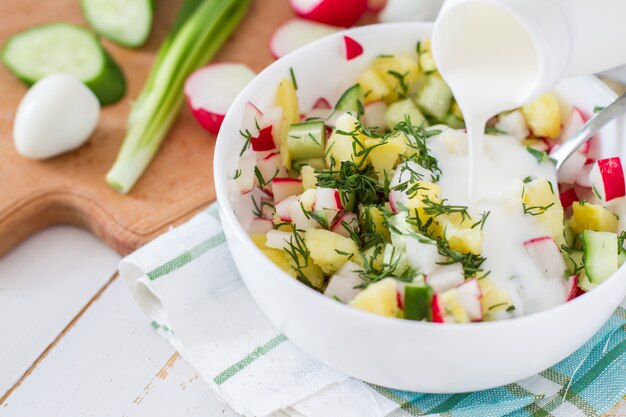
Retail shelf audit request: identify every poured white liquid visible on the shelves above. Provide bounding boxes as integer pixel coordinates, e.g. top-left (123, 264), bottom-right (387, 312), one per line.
top-left (433, 3), bottom-right (540, 201)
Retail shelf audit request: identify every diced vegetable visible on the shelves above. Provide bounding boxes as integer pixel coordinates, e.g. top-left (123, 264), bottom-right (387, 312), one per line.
top-left (589, 157), bottom-right (626, 203)
top-left (81, 0), bottom-right (154, 47)
top-left (289, 0), bottom-right (368, 27)
top-left (334, 84), bottom-right (365, 115)
top-left (2, 23), bottom-right (126, 105)
top-left (349, 277), bottom-right (399, 317)
top-left (362, 101), bottom-right (388, 133)
top-left (324, 261), bottom-right (364, 302)
top-left (273, 178), bottom-right (304, 202)
top-left (385, 99), bottom-right (426, 129)
top-left (522, 93), bottom-right (561, 139)
top-left (582, 230), bottom-right (617, 283)
top-left (343, 36), bottom-right (364, 60)
top-left (403, 285), bottom-right (433, 321)
top-left (569, 201), bottom-right (618, 234)
top-left (425, 264), bottom-right (464, 293)
top-left (106, 0), bottom-right (252, 193)
top-left (495, 110), bottom-right (529, 140)
top-left (523, 237), bottom-right (566, 279)
top-left (287, 121), bottom-right (326, 160)
top-left (415, 75), bottom-right (453, 120)
top-left (305, 229), bottom-right (359, 274)
top-left (521, 177), bottom-right (564, 240)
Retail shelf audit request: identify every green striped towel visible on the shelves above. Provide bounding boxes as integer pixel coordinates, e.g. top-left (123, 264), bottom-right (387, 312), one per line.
top-left (119, 205), bottom-right (626, 417)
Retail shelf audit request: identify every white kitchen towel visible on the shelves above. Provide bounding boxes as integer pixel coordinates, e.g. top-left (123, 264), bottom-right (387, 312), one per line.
top-left (119, 205), bottom-right (626, 417)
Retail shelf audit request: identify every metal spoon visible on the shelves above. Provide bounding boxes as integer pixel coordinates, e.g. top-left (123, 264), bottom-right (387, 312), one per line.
top-left (550, 92), bottom-right (626, 170)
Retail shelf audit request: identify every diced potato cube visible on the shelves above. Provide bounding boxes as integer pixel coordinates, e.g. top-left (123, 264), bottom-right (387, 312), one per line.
top-left (365, 135), bottom-right (408, 181)
top-left (440, 288), bottom-right (470, 323)
top-left (522, 178), bottom-right (564, 240)
top-left (325, 113), bottom-right (368, 168)
top-left (569, 201), bottom-right (618, 234)
top-left (371, 54), bottom-right (420, 102)
top-left (444, 223), bottom-right (482, 255)
top-left (305, 229), bottom-right (359, 275)
top-left (275, 78), bottom-right (299, 124)
top-left (359, 205), bottom-right (390, 241)
top-left (349, 277), bottom-right (399, 317)
top-left (478, 278), bottom-right (513, 319)
top-left (357, 69), bottom-right (390, 103)
top-left (301, 165), bottom-right (318, 190)
top-left (522, 93), bottom-right (561, 139)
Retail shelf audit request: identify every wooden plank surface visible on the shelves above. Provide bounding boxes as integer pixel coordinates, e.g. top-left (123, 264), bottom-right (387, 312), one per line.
top-left (0, 0), bottom-right (296, 257)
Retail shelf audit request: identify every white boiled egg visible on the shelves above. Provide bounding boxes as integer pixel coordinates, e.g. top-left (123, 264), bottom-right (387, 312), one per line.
top-left (13, 73), bottom-right (100, 159)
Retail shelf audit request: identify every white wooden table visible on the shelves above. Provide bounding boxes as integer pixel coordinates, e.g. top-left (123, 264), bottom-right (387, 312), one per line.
top-left (1, 227), bottom-right (625, 416)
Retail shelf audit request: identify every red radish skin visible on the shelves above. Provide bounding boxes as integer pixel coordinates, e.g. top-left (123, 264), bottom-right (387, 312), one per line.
top-left (559, 188), bottom-right (579, 209)
top-left (289, 0), bottom-right (368, 27)
top-left (589, 157), bottom-right (626, 202)
top-left (330, 212), bottom-right (358, 237)
top-left (564, 275), bottom-right (579, 301)
top-left (396, 291), bottom-right (404, 310)
top-left (313, 97), bottom-right (332, 109)
top-left (315, 188), bottom-right (343, 210)
top-left (241, 101), bottom-right (263, 138)
top-left (185, 63), bottom-right (256, 134)
top-left (257, 152), bottom-right (287, 186)
top-left (343, 36), bottom-right (364, 60)
top-left (270, 19), bottom-right (339, 59)
top-left (431, 294), bottom-right (444, 323)
top-left (272, 178), bottom-right (304, 202)
top-left (250, 126), bottom-right (276, 152)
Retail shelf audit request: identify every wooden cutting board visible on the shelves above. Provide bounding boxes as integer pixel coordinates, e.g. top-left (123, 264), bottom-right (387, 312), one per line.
top-left (0, 0), bottom-right (377, 257)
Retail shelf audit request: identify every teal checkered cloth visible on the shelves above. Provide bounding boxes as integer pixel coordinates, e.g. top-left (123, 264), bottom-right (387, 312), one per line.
top-left (119, 205), bottom-right (626, 417)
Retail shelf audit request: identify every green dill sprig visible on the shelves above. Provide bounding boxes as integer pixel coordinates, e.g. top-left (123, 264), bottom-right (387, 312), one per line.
top-left (523, 202), bottom-right (555, 216)
top-left (299, 203), bottom-right (330, 229)
top-left (392, 116), bottom-right (441, 179)
top-left (316, 161), bottom-right (384, 206)
top-left (281, 225), bottom-right (316, 289)
top-left (356, 245), bottom-right (415, 288)
top-left (471, 211), bottom-right (491, 230)
top-left (422, 197), bottom-right (471, 222)
top-left (254, 166), bottom-right (280, 188)
top-left (387, 70), bottom-right (409, 98)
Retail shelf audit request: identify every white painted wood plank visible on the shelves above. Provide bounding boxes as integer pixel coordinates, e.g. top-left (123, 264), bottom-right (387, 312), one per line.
top-left (1, 278), bottom-right (239, 417)
top-left (0, 226), bottom-right (120, 395)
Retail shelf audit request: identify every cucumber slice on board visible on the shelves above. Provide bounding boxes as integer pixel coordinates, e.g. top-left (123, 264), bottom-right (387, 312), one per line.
top-left (81, 0), bottom-right (154, 48)
top-left (582, 230), bottom-right (617, 283)
top-left (2, 23), bottom-right (126, 105)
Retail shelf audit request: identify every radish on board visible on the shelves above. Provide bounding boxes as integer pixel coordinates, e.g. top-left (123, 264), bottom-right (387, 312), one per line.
top-left (185, 63), bottom-right (256, 135)
top-left (289, 0), bottom-right (368, 27)
top-left (315, 188), bottom-right (343, 210)
top-left (564, 275), bottom-right (578, 301)
top-left (559, 188), bottom-right (579, 209)
top-left (331, 212), bottom-right (359, 237)
top-left (275, 195), bottom-right (298, 221)
top-left (248, 218), bottom-right (274, 234)
top-left (589, 157), bottom-right (626, 203)
top-left (524, 237), bottom-right (566, 279)
top-left (272, 178), bottom-right (304, 202)
top-left (343, 36), bottom-right (364, 60)
top-left (270, 19), bottom-right (339, 59)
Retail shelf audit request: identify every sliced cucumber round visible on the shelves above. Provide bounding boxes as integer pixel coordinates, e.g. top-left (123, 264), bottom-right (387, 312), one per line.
top-left (2, 23), bottom-right (126, 105)
top-left (81, 0), bottom-right (154, 48)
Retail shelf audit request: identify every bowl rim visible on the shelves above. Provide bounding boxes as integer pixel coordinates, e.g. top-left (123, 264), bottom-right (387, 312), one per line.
top-left (214, 21), bottom-right (625, 332)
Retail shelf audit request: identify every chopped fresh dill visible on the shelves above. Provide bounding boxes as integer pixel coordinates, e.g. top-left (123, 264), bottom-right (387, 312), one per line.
top-left (316, 161), bottom-right (384, 206)
top-left (239, 129), bottom-right (253, 156)
top-left (356, 245), bottom-right (415, 288)
top-left (485, 126), bottom-right (507, 135)
top-left (289, 67), bottom-right (298, 90)
top-left (526, 147), bottom-right (549, 163)
top-left (523, 202), bottom-right (555, 216)
top-left (250, 194), bottom-right (263, 217)
top-left (387, 70), bottom-right (409, 98)
top-left (471, 211), bottom-right (491, 230)
top-left (593, 105), bottom-right (605, 113)
top-left (422, 197), bottom-right (470, 222)
top-left (393, 116), bottom-right (441, 179)
top-left (300, 203), bottom-right (329, 229)
top-left (523, 175), bottom-right (534, 184)
top-left (254, 166), bottom-right (279, 188)
top-left (281, 225), bottom-right (316, 289)
top-left (232, 169), bottom-right (242, 180)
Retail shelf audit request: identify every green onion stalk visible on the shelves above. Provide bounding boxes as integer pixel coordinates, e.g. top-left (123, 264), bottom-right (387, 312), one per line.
top-left (106, 0), bottom-right (252, 193)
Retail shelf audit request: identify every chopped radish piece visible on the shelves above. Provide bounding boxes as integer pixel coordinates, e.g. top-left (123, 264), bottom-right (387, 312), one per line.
top-left (265, 230), bottom-right (294, 250)
top-left (362, 101), bottom-right (388, 132)
top-left (313, 97), bottom-right (331, 109)
top-left (289, 198), bottom-right (322, 229)
top-left (388, 189), bottom-right (407, 213)
top-left (261, 107), bottom-right (285, 147)
top-left (495, 110), bottom-right (529, 140)
top-left (315, 188), bottom-right (343, 210)
top-left (250, 125), bottom-right (276, 152)
top-left (575, 162), bottom-right (594, 188)
top-left (324, 261), bottom-right (364, 302)
top-left (559, 188), bottom-right (579, 209)
top-left (564, 275), bottom-right (578, 301)
top-left (331, 212), bottom-right (359, 237)
top-left (257, 152), bottom-right (288, 185)
top-left (379, 0), bottom-right (444, 22)
top-left (261, 201), bottom-right (275, 219)
top-left (238, 187), bottom-right (273, 231)
top-left (272, 178), bottom-right (304, 202)
top-left (557, 150), bottom-right (587, 184)
top-left (425, 264), bottom-right (464, 294)
top-left (524, 237), bottom-right (566, 279)
top-left (431, 293), bottom-right (444, 323)
top-left (561, 107), bottom-right (591, 155)
top-left (405, 235), bottom-right (443, 275)
top-left (275, 195), bottom-right (298, 221)
top-left (235, 153), bottom-right (257, 194)
top-left (456, 279), bottom-right (482, 321)
top-left (185, 63), bottom-right (256, 135)
top-left (270, 19), bottom-right (339, 59)
top-left (343, 36), bottom-right (363, 60)
top-left (241, 101), bottom-right (263, 138)
top-left (289, 0), bottom-right (367, 27)
top-left (248, 218), bottom-right (273, 234)
top-left (589, 157), bottom-right (626, 203)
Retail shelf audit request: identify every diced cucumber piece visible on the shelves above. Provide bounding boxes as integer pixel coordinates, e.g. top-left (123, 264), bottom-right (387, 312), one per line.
top-left (2, 23), bottom-right (126, 105)
top-left (404, 285), bottom-right (433, 321)
top-left (292, 158), bottom-right (325, 172)
top-left (415, 75), bottom-right (453, 120)
top-left (81, 0), bottom-right (154, 48)
top-left (335, 84), bottom-right (364, 116)
top-left (442, 113), bottom-right (465, 129)
top-left (385, 98), bottom-right (427, 129)
top-left (563, 249), bottom-right (584, 276)
top-left (582, 230), bottom-right (617, 283)
top-left (287, 121), bottom-right (326, 160)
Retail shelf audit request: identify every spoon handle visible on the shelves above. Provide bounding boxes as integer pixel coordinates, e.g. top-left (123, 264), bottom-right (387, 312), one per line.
top-left (551, 92), bottom-right (626, 170)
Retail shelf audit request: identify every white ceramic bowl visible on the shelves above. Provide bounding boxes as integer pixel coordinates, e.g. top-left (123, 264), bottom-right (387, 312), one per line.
top-left (214, 22), bottom-right (626, 393)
